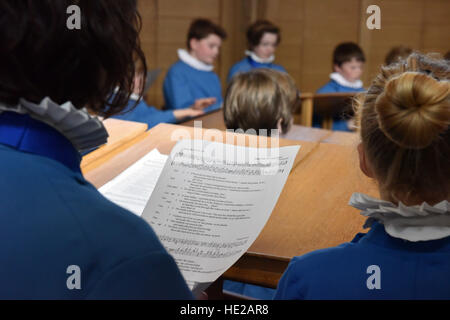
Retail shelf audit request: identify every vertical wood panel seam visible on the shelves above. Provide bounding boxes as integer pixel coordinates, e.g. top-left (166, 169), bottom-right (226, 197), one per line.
top-left (419, 0), bottom-right (426, 51)
top-left (300, 0), bottom-right (306, 91)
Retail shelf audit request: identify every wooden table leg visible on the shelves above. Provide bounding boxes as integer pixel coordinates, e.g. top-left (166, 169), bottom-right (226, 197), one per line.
top-left (301, 96), bottom-right (313, 127)
top-left (323, 117), bottom-right (333, 130)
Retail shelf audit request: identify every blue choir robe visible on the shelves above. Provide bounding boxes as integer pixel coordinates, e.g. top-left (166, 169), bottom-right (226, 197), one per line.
top-left (227, 56), bottom-right (286, 83)
top-left (275, 221), bottom-right (450, 300)
top-left (314, 77), bottom-right (365, 131)
top-left (0, 111), bottom-right (193, 299)
top-left (163, 60), bottom-right (223, 113)
top-left (317, 79), bottom-right (366, 94)
top-left (111, 97), bottom-right (176, 130)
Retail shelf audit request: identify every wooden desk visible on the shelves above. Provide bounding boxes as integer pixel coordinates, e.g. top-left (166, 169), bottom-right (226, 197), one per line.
top-left (84, 123), bottom-right (377, 288)
top-left (180, 109), bottom-right (227, 130)
top-left (81, 118), bottom-right (148, 173)
top-left (322, 130), bottom-right (360, 146)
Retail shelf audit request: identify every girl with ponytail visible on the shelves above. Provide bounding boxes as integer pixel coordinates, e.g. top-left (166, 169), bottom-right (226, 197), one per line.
top-left (275, 53), bottom-right (450, 300)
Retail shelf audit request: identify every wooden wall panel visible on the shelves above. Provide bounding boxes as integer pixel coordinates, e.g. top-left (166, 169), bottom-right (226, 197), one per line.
top-left (301, 0), bottom-right (360, 92)
top-left (137, 0), bottom-right (450, 108)
top-left (359, 0), bottom-right (424, 85)
top-left (219, 0), bottom-right (248, 90)
top-left (158, 0), bottom-right (220, 18)
top-left (259, 0), bottom-right (304, 90)
top-left (422, 0), bottom-right (450, 54)
top-left (137, 0), bottom-right (157, 104)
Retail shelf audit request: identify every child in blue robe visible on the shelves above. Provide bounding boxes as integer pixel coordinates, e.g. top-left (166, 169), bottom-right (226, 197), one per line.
top-left (113, 68), bottom-right (204, 129)
top-left (315, 42), bottom-right (366, 131)
top-left (163, 19), bottom-right (227, 114)
top-left (275, 53), bottom-right (450, 300)
top-left (0, 1), bottom-right (192, 299)
top-left (228, 20), bottom-right (286, 82)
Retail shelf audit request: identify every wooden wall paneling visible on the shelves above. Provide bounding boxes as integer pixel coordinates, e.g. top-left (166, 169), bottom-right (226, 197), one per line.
top-left (301, 0), bottom-right (360, 92)
top-left (138, 0), bottom-right (158, 106)
top-left (359, 0), bottom-right (424, 86)
top-left (220, 0), bottom-right (248, 90)
top-left (158, 0), bottom-right (220, 18)
top-left (422, 0), bottom-right (450, 55)
top-left (259, 0), bottom-right (304, 92)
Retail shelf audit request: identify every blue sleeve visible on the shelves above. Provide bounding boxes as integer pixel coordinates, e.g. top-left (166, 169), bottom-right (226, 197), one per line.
top-left (273, 259), bottom-right (305, 300)
top-left (227, 60), bottom-right (251, 83)
top-left (316, 80), bottom-right (338, 94)
top-left (112, 99), bottom-right (176, 129)
top-left (202, 74), bottom-right (223, 113)
top-left (163, 68), bottom-right (195, 110)
top-left (142, 104), bottom-right (177, 128)
top-left (86, 251), bottom-right (194, 299)
top-left (227, 64), bottom-right (240, 83)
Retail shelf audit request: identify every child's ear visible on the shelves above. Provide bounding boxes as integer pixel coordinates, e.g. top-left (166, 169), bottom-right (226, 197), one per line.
top-left (358, 143), bottom-right (375, 178)
top-left (190, 39), bottom-right (198, 52)
top-left (333, 64), bottom-right (340, 73)
top-left (277, 118), bottom-right (283, 133)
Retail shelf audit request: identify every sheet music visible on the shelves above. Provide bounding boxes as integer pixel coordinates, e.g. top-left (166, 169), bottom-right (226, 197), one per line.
top-left (99, 149), bottom-right (167, 216)
top-left (141, 140), bottom-right (300, 290)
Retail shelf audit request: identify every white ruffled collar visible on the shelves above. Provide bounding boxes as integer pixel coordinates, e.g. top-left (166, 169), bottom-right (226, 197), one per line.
top-left (349, 193), bottom-right (450, 242)
top-left (0, 97), bottom-right (108, 152)
top-left (245, 50), bottom-right (275, 64)
top-left (330, 72), bottom-right (363, 89)
top-left (177, 49), bottom-right (214, 72)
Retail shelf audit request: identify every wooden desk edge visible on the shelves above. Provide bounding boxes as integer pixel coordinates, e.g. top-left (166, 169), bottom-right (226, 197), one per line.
top-left (82, 130), bottom-right (150, 174)
top-left (223, 252), bottom-right (291, 289)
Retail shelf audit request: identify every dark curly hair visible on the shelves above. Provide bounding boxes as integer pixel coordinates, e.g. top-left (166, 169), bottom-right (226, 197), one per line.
top-left (0, 0), bottom-right (146, 117)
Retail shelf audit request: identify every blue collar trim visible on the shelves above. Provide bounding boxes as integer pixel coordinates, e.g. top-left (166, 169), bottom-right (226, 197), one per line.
top-left (0, 112), bottom-right (81, 173)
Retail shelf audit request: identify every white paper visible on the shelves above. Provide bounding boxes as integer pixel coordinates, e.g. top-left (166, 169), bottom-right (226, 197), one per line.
top-left (99, 149), bottom-right (167, 216)
top-left (141, 140), bottom-right (300, 291)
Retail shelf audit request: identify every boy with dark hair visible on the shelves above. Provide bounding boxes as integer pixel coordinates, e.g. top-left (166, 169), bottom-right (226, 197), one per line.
top-left (317, 42), bottom-right (366, 94)
top-left (227, 20), bottom-right (286, 82)
top-left (315, 42), bottom-right (366, 131)
top-left (186, 18), bottom-right (227, 50)
top-left (163, 18), bottom-right (227, 113)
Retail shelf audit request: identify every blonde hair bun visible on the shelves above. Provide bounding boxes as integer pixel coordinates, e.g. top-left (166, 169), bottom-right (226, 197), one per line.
top-left (374, 71), bottom-right (450, 149)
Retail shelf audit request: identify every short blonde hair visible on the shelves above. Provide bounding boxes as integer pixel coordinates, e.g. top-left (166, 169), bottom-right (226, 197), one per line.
top-left (355, 52), bottom-right (450, 204)
top-left (223, 69), bottom-right (297, 135)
